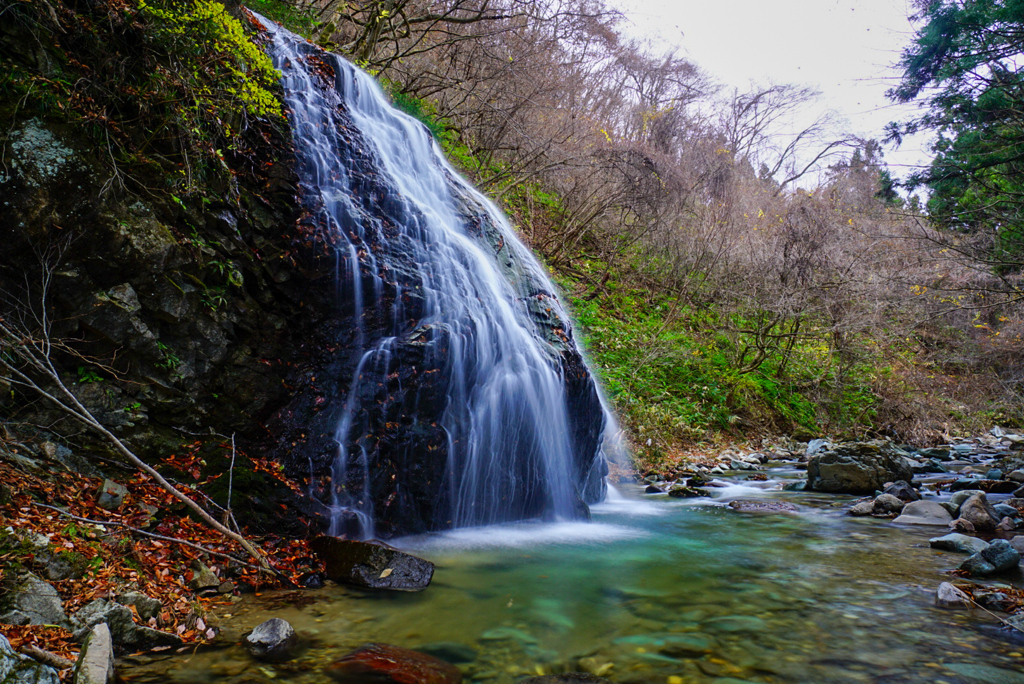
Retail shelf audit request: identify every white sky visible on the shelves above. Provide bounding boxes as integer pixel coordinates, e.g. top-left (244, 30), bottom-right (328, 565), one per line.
top-left (611, 0), bottom-right (933, 184)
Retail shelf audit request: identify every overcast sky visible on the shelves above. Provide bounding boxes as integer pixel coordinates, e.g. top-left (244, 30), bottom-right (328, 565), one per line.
top-left (611, 0), bottom-right (932, 183)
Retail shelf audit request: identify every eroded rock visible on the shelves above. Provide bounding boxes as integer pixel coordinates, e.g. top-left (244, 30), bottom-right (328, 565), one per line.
top-left (806, 441), bottom-right (913, 494)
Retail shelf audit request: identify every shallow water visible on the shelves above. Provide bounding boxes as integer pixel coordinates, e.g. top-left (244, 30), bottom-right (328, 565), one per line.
top-left (126, 468), bottom-right (1024, 684)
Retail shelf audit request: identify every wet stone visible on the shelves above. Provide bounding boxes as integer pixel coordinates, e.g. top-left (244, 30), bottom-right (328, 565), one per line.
top-left (245, 618), bottom-right (297, 662)
top-left (310, 536), bottom-right (434, 591)
top-left (929, 533), bottom-right (989, 555)
top-left (935, 582), bottom-right (971, 609)
top-left (727, 500), bottom-right (798, 514)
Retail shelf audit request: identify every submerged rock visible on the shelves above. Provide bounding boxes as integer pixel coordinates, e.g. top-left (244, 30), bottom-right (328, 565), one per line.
top-left (327, 643), bottom-right (462, 684)
top-left (727, 500), bottom-right (798, 514)
top-left (246, 618), bottom-right (297, 662)
top-left (892, 500), bottom-right (953, 526)
top-left (806, 440), bottom-right (912, 494)
top-left (309, 536), bottom-right (434, 591)
top-left (520, 676), bottom-right (611, 684)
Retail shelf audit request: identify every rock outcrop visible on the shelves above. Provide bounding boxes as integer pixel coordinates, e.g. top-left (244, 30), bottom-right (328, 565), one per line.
top-left (806, 441), bottom-right (913, 494)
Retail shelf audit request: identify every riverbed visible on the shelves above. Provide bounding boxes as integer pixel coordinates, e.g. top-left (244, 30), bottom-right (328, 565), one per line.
top-left (124, 465), bottom-right (1024, 684)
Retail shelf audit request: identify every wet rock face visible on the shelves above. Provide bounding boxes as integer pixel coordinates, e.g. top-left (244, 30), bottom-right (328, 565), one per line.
top-left (327, 643), bottom-right (462, 684)
top-left (806, 440), bottom-right (913, 494)
top-left (267, 65), bottom-right (606, 537)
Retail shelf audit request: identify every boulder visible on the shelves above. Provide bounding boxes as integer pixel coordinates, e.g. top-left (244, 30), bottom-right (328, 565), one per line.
top-left (644, 484), bottom-right (664, 494)
top-left (0, 634), bottom-right (59, 684)
top-left (806, 440), bottom-right (913, 494)
top-left (950, 489), bottom-right (984, 510)
top-left (309, 537), bottom-right (434, 591)
top-left (987, 468), bottom-right (1005, 481)
top-left (882, 481), bottom-right (920, 502)
top-left (950, 518), bottom-right (977, 533)
top-left (929, 533), bottom-right (990, 555)
top-left (892, 500), bottom-right (953, 526)
top-left (959, 539), bottom-right (1021, 577)
top-left (327, 643), bottom-right (462, 684)
top-left (847, 500), bottom-right (875, 516)
top-left (959, 492), bottom-right (1001, 532)
top-left (872, 493), bottom-right (905, 515)
top-left (71, 600), bottom-right (181, 652)
top-left (974, 591), bottom-right (1017, 612)
top-left (1007, 470), bottom-right (1024, 483)
top-left (1, 573), bottom-right (66, 626)
top-left (246, 618), bottom-right (297, 662)
top-left (935, 582), bottom-right (971, 609)
top-left (73, 623), bottom-right (115, 684)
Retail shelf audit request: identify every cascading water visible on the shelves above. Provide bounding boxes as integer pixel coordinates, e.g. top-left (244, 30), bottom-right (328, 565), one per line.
top-left (255, 14), bottom-right (610, 538)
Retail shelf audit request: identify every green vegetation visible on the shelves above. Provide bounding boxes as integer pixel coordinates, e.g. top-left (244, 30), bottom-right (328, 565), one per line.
top-left (0, 0), bottom-right (286, 199)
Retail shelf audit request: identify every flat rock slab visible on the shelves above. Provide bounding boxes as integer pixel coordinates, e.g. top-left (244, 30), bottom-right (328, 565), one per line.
top-left (727, 500), bottom-right (798, 514)
top-left (327, 643), bottom-right (461, 684)
top-left (310, 536), bottom-right (434, 591)
top-left (892, 500), bottom-right (953, 526)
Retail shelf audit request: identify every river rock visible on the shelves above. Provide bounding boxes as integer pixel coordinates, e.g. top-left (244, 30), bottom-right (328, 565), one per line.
top-left (892, 500), bottom-right (953, 526)
top-left (1008, 470), bottom-right (1024, 483)
top-left (960, 540), bottom-right (1021, 576)
top-left (644, 484), bottom-right (664, 494)
top-left (727, 500), bottom-right (798, 514)
top-left (974, 591), bottom-right (1016, 612)
top-left (995, 504), bottom-right (1020, 519)
top-left (960, 492), bottom-right (1002, 531)
top-left (1, 573), bottom-right (67, 626)
top-left (848, 500), bottom-right (875, 516)
top-left (73, 623), bottom-right (115, 684)
top-left (882, 480), bottom-right (920, 502)
top-left (935, 582), bottom-right (971, 609)
top-left (873, 493), bottom-right (905, 514)
top-left (310, 536), bottom-right (434, 591)
top-left (950, 489), bottom-right (983, 510)
top-left (950, 518), bottom-right (977, 533)
top-left (0, 634), bottom-right (59, 684)
top-left (997, 517), bottom-right (1018, 531)
top-left (1009, 536), bottom-right (1024, 554)
top-left (327, 643), bottom-right (462, 684)
top-left (988, 469), bottom-right (1005, 481)
top-left (950, 477), bottom-right (986, 492)
top-left (806, 440), bottom-right (913, 494)
top-left (929, 533), bottom-right (990, 555)
top-left (246, 618), bottom-right (297, 662)
top-left (667, 486), bottom-right (703, 498)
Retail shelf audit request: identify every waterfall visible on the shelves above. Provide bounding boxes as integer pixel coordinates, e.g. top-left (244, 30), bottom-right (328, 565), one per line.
top-left (255, 14), bottom-right (609, 538)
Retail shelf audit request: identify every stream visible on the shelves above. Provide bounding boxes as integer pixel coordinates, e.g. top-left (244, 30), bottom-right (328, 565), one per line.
top-left (123, 462), bottom-right (1024, 684)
